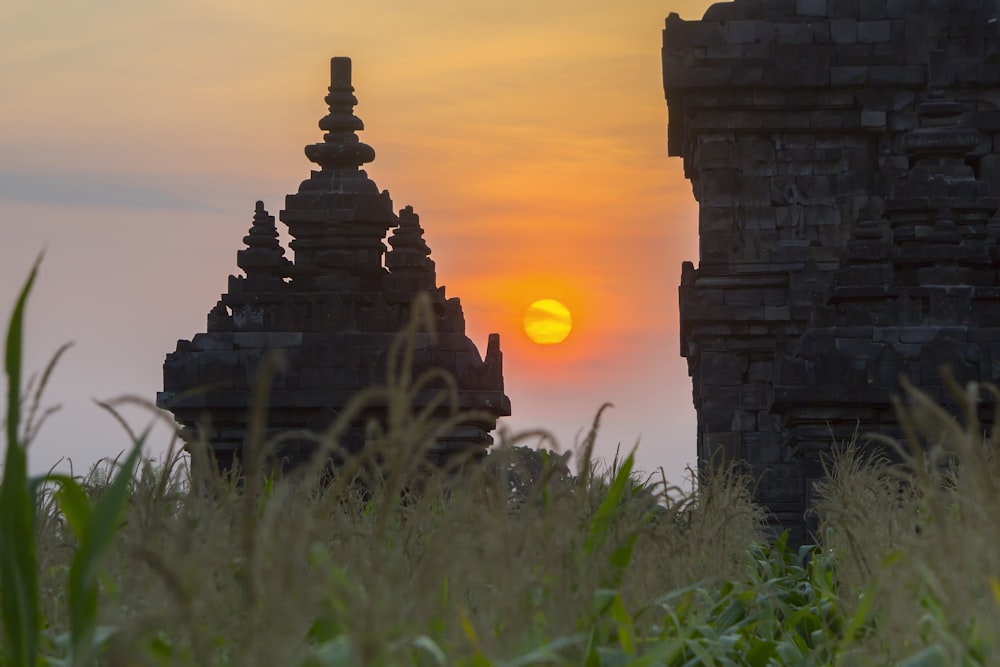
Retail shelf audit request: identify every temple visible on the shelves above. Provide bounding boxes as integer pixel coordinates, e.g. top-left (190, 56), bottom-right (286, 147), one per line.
top-left (157, 57), bottom-right (511, 474)
top-left (664, 0), bottom-right (1000, 543)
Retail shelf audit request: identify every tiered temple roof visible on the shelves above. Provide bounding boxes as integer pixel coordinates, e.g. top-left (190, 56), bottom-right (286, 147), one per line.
top-left (157, 57), bottom-right (510, 474)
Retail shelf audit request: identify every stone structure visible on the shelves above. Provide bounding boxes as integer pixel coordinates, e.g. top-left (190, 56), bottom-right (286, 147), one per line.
top-left (664, 0), bottom-right (1000, 543)
top-left (157, 57), bottom-right (510, 474)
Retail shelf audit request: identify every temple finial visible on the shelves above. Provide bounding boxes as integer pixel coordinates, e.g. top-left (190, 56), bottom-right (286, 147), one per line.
top-left (236, 201), bottom-right (291, 286)
top-left (304, 56), bottom-right (376, 170)
top-left (330, 57), bottom-right (352, 89)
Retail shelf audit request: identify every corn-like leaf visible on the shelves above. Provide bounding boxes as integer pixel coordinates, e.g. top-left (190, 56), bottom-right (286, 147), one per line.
top-left (713, 596), bottom-right (747, 631)
top-left (744, 638), bottom-right (778, 667)
top-left (608, 594), bottom-right (636, 655)
top-left (47, 474), bottom-right (93, 542)
top-left (66, 437), bottom-right (143, 667)
top-left (0, 254), bottom-right (43, 667)
top-left (584, 448), bottom-right (636, 555)
top-left (631, 636), bottom-right (686, 666)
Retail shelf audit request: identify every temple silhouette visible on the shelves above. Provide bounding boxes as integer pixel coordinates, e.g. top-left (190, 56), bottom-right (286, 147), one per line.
top-left (157, 57), bottom-right (510, 474)
top-left (665, 0), bottom-right (1000, 543)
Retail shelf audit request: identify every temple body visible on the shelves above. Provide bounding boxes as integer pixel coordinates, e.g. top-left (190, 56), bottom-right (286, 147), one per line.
top-left (664, 0), bottom-right (1000, 543)
top-left (157, 58), bottom-right (510, 474)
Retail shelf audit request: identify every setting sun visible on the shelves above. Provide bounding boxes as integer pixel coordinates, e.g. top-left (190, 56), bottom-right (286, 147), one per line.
top-left (523, 299), bottom-right (573, 345)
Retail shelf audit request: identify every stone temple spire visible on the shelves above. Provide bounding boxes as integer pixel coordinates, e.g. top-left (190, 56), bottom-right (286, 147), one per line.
top-left (282, 57), bottom-right (397, 292)
top-left (304, 57), bottom-right (376, 171)
top-left (158, 57), bottom-right (511, 477)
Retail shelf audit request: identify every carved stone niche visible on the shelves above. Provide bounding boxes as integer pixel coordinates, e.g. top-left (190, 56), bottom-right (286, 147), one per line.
top-left (158, 58), bottom-right (511, 477)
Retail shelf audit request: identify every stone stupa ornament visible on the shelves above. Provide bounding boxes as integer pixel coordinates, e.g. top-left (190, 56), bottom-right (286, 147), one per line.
top-left (157, 57), bottom-right (511, 474)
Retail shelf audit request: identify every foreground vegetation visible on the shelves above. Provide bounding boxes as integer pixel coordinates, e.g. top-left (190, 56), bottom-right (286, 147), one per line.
top-left (4, 263), bottom-right (1000, 665)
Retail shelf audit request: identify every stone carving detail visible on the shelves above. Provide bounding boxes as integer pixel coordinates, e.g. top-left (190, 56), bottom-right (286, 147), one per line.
top-left (664, 0), bottom-right (1000, 543)
top-left (157, 57), bottom-right (511, 475)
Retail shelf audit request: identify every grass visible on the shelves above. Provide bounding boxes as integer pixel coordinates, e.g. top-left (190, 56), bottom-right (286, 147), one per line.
top-left (4, 263), bottom-right (1000, 665)
top-left (814, 374), bottom-right (1000, 664)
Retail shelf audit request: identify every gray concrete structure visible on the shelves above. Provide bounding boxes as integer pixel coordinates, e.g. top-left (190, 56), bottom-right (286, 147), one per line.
top-left (664, 0), bottom-right (1000, 543)
top-left (158, 58), bottom-right (510, 475)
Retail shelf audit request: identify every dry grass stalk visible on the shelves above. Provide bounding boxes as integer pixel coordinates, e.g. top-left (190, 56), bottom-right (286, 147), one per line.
top-left (814, 369), bottom-right (1000, 662)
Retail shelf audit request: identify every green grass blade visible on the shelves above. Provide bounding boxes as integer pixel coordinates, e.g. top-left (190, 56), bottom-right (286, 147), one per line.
top-left (0, 255), bottom-right (43, 667)
top-left (5, 255), bottom-right (40, 468)
top-left (608, 594), bottom-right (636, 655)
top-left (47, 474), bottom-right (94, 542)
top-left (66, 436), bottom-right (144, 667)
top-left (744, 638), bottom-right (778, 667)
top-left (584, 448), bottom-right (635, 555)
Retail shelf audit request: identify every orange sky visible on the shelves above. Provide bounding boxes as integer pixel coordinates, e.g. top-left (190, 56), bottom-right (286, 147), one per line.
top-left (0, 0), bottom-right (716, 482)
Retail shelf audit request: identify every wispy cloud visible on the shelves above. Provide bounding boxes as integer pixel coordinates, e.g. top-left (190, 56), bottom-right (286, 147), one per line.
top-left (0, 170), bottom-right (217, 211)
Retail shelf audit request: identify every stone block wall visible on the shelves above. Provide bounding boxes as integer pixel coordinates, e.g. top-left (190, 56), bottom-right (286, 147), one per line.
top-left (664, 0), bottom-right (1000, 543)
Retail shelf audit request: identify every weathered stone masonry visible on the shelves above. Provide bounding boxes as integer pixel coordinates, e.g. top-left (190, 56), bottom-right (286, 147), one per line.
top-left (664, 0), bottom-right (1000, 542)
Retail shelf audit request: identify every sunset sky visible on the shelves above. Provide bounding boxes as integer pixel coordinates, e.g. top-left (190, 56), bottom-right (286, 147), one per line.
top-left (1, 0), bottom-right (716, 483)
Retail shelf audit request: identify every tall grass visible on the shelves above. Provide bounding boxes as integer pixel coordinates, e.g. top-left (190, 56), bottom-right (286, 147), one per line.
top-left (9, 261), bottom-right (1000, 664)
top-left (814, 372), bottom-right (1000, 664)
top-left (1, 266), bottom-right (771, 666)
top-left (75, 404), bottom-right (766, 664)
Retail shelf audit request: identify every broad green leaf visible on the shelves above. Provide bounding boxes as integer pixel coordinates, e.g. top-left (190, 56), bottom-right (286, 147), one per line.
top-left (66, 437), bottom-right (143, 666)
top-left (608, 594), bottom-right (635, 655)
top-left (47, 474), bottom-right (93, 542)
top-left (593, 588), bottom-right (618, 615)
top-left (0, 253), bottom-right (43, 667)
top-left (583, 628), bottom-right (600, 667)
top-left (584, 448), bottom-right (635, 555)
top-left (468, 655), bottom-right (494, 667)
top-left (744, 638), bottom-right (777, 667)
top-left (713, 597), bottom-right (747, 631)
top-left (632, 636), bottom-right (685, 666)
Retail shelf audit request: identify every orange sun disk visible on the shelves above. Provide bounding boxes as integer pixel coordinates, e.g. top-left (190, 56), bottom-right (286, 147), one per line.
top-left (523, 299), bottom-right (573, 345)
